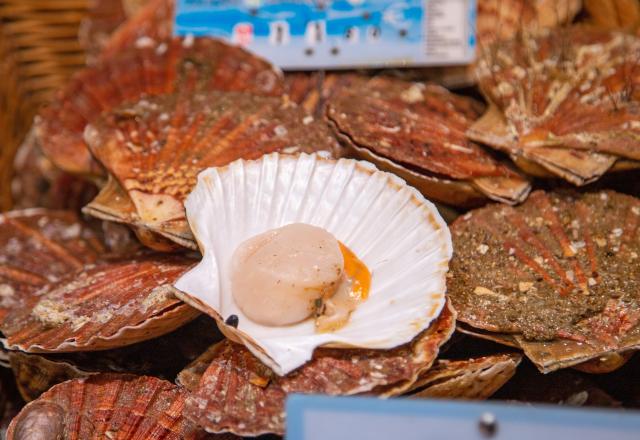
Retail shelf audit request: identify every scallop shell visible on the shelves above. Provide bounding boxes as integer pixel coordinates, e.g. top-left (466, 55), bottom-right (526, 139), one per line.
top-left (8, 351), bottom-right (90, 402)
top-left (448, 190), bottom-right (640, 373)
top-left (469, 105), bottom-right (618, 186)
top-left (9, 315), bottom-right (222, 401)
top-left (585, 0), bottom-right (640, 31)
top-left (0, 209), bottom-right (103, 323)
top-left (477, 0), bottom-right (579, 47)
top-left (1, 252), bottom-right (199, 353)
top-left (470, 28), bottom-right (640, 183)
top-left (83, 91), bottom-right (341, 250)
top-left (284, 72), bottom-right (358, 117)
top-left (174, 153), bottom-right (452, 375)
top-left (101, 0), bottom-right (174, 61)
top-left (326, 76), bottom-right (531, 206)
top-left (36, 36), bottom-right (283, 177)
top-left (408, 353), bottom-right (521, 400)
top-left (79, 0), bottom-right (128, 64)
top-left (0, 209), bottom-right (198, 352)
top-left (180, 302), bottom-right (455, 436)
top-left (85, 177), bottom-right (187, 252)
top-left (457, 322), bottom-right (632, 374)
top-left (387, 0), bottom-right (580, 89)
top-left (11, 128), bottom-right (98, 210)
top-left (572, 352), bottom-right (634, 374)
top-left (5, 374), bottom-right (225, 440)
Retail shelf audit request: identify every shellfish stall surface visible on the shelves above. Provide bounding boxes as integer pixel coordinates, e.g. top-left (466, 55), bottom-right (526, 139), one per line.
top-left (2, 0), bottom-right (640, 437)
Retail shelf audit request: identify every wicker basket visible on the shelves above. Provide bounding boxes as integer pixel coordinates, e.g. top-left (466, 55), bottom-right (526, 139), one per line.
top-left (0, 0), bottom-right (88, 211)
top-left (0, 28), bottom-right (27, 211)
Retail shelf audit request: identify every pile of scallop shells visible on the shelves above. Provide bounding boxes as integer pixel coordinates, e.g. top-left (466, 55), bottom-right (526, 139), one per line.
top-left (3, 0), bottom-right (640, 438)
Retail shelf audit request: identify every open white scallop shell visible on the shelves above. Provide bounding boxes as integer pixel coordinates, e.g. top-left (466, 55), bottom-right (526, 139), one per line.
top-left (174, 153), bottom-right (452, 375)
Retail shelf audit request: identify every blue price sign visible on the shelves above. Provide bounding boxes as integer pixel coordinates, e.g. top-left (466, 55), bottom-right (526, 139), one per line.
top-left (286, 394), bottom-right (640, 440)
top-left (174, 0), bottom-right (476, 69)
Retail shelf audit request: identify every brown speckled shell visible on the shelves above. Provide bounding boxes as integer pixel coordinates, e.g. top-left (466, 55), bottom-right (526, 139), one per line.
top-left (408, 353), bottom-right (521, 399)
top-left (326, 76), bottom-right (530, 206)
top-left (470, 28), bottom-right (640, 184)
top-left (36, 36), bottom-right (283, 177)
top-left (83, 91), bottom-right (342, 250)
top-left (0, 210), bottom-right (103, 324)
top-left (5, 374), bottom-right (229, 440)
top-left (449, 190), bottom-right (640, 372)
top-left (180, 302), bottom-right (455, 436)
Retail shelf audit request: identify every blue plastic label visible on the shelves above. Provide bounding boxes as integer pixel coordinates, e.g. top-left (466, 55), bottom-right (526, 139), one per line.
top-left (175, 0), bottom-right (476, 69)
top-left (286, 394), bottom-right (640, 440)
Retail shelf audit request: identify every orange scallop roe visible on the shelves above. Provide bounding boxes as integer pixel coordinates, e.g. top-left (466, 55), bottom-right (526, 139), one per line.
top-left (339, 242), bottom-right (371, 301)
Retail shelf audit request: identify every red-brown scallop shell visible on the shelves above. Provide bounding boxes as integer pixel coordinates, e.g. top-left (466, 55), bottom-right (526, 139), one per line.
top-left (179, 302), bottom-right (455, 436)
top-left (326, 75), bottom-right (531, 207)
top-left (79, 0), bottom-right (128, 64)
top-left (1, 252), bottom-right (199, 353)
top-left (391, 0), bottom-right (581, 89)
top-left (470, 27), bottom-right (640, 184)
top-left (36, 36), bottom-right (283, 178)
top-left (469, 105), bottom-right (621, 186)
top-left (0, 208), bottom-right (199, 352)
top-left (284, 72), bottom-right (359, 117)
top-left (407, 353), bottom-right (522, 400)
top-left (448, 190), bottom-right (640, 373)
top-left (0, 209), bottom-right (103, 323)
top-left (101, 0), bottom-right (174, 61)
top-left (6, 374), bottom-right (234, 439)
top-left (83, 91), bottom-right (342, 250)
top-left (11, 129), bottom-right (98, 211)
top-left (8, 351), bottom-right (88, 403)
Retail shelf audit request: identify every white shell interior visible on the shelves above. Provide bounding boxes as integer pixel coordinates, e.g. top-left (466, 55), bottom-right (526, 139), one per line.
top-left (175, 153), bottom-right (452, 375)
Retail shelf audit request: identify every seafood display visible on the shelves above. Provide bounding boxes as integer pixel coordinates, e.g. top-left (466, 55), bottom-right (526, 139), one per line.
top-left (1, 0), bottom-right (640, 437)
